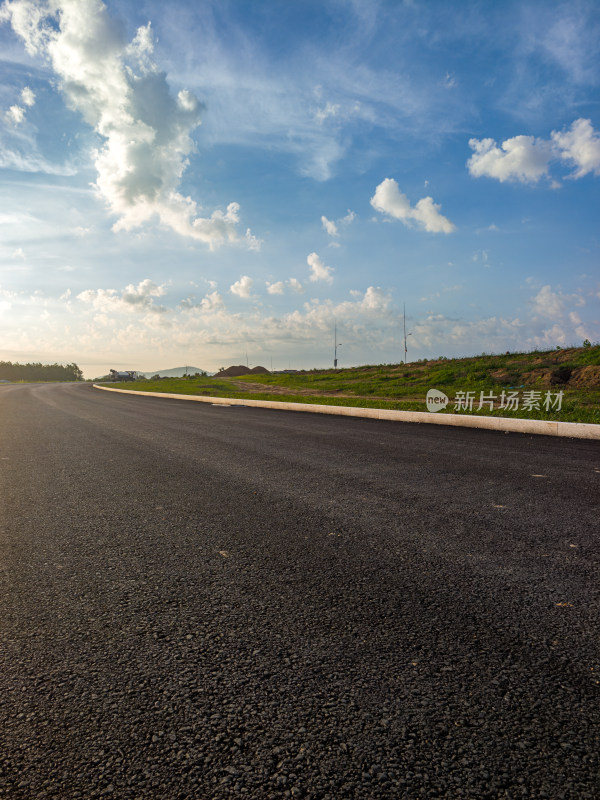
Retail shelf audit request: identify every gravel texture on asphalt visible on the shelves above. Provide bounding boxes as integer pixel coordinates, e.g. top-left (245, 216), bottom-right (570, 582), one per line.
top-left (0, 382), bottom-right (598, 800)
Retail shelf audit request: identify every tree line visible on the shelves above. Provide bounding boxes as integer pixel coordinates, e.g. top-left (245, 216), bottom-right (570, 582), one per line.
top-left (0, 361), bottom-right (83, 382)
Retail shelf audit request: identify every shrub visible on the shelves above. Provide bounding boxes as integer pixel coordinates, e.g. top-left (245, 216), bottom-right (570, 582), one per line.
top-left (550, 365), bottom-right (572, 385)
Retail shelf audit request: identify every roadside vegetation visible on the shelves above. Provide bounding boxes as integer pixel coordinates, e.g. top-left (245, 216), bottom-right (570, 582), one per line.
top-left (106, 344), bottom-right (600, 424)
top-left (0, 361), bottom-right (83, 382)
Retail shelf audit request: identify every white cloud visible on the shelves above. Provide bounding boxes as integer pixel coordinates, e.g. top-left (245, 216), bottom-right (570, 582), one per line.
top-left (21, 86), bottom-right (35, 106)
top-left (360, 286), bottom-right (391, 313)
top-left (2, 276), bottom-right (597, 377)
top-left (245, 228), bottom-right (262, 251)
top-left (469, 119), bottom-right (600, 184)
top-left (77, 278), bottom-right (168, 314)
top-left (530, 285), bottom-right (565, 318)
top-left (526, 284), bottom-right (593, 346)
top-left (266, 278), bottom-right (304, 296)
top-left (266, 281), bottom-right (285, 295)
top-left (467, 135), bottom-right (551, 183)
top-left (6, 104), bottom-right (25, 124)
top-left (307, 252), bottom-right (334, 283)
top-left (230, 275), bottom-right (254, 298)
top-left (370, 178), bottom-right (455, 233)
top-left (2, 0), bottom-right (247, 248)
top-left (552, 118), bottom-right (600, 178)
top-left (179, 290), bottom-right (224, 312)
top-left (199, 290), bottom-right (224, 312)
top-left (122, 279), bottom-right (167, 306)
top-left (321, 215), bottom-right (338, 236)
top-left (321, 210), bottom-right (356, 240)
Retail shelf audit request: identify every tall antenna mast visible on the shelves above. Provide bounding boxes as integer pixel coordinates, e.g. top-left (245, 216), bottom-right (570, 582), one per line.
top-left (403, 304), bottom-right (412, 364)
top-left (334, 321), bottom-right (342, 369)
top-left (334, 322), bottom-right (337, 369)
top-left (403, 304), bottom-right (407, 364)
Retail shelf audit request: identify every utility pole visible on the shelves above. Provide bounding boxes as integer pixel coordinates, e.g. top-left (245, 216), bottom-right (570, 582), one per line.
top-left (334, 321), bottom-right (342, 369)
top-left (403, 304), bottom-right (412, 364)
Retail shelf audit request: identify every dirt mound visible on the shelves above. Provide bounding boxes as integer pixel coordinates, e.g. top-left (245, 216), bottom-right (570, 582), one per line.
top-left (523, 369), bottom-right (552, 386)
top-left (570, 365), bottom-right (600, 388)
top-left (217, 365), bottom-right (251, 377)
top-left (217, 365), bottom-right (271, 377)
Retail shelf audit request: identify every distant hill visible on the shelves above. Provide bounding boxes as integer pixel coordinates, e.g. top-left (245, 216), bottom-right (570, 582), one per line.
top-left (142, 366), bottom-right (207, 378)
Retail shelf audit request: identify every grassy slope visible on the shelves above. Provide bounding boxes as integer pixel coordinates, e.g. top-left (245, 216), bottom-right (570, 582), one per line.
top-left (107, 345), bottom-right (600, 424)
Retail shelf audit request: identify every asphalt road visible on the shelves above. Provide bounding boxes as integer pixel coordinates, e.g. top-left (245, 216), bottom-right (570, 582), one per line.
top-left (1, 382), bottom-right (598, 800)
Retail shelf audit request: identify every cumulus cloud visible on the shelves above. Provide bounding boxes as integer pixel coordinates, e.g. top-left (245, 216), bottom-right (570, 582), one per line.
top-left (201, 291), bottom-right (224, 312)
top-left (21, 86), bottom-right (35, 106)
top-left (469, 119), bottom-right (600, 183)
top-left (230, 275), bottom-right (254, 299)
top-left (245, 228), bottom-right (262, 251)
top-left (180, 290), bottom-right (224, 312)
top-left (266, 281), bottom-right (284, 295)
top-left (370, 178), bottom-right (455, 233)
top-left (77, 278), bottom-right (168, 314)
top-left (527, 284), bottom-right (592, 345)
top-left (321, 209), bottom-right (356, 239)
top-left (552, 118), bottom-right (600, 178)
top-left (4, 276), bottom-right (597, 375)
top-left (530, 285), bottom-right (568, 318)
top-left (266, 278), bottom-right (304, 295)
top-left (1, 0), bottom-right (250, 247)
top-left (5, 104), bottom-right (25, 124)
top-left (307, 252), bottom-right (334, 283)
top-left (360, 286), bottom-right (391, 313)
top-left (467, 135), bottom-right (552, 183)
top-left (321, 215), bottom-right (338, 237)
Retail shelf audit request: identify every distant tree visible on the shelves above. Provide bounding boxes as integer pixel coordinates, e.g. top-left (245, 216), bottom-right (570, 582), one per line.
top-left (583, 339), bottom-right (591, 348)
top-left (0, 360), bottom-right (83, 381)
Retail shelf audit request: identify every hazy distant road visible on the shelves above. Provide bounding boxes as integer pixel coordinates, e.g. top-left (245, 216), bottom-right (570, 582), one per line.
top-left (1, 382), bottom-right (598, 799)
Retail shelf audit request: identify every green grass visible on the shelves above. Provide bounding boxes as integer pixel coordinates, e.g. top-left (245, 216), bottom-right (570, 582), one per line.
top-left (103, 344), bottom-right (600, 425)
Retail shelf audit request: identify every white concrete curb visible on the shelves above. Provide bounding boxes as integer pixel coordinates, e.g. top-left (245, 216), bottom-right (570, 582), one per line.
top-left (92, 385), bottom-right (600, 440)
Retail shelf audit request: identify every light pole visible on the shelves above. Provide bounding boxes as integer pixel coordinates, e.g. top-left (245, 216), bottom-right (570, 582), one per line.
top-left (334, 322), bottom-right (342, 369)
top-left (403, 304), bottom-right (412, 364)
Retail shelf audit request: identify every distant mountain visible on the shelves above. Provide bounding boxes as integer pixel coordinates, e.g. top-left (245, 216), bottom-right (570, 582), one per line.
top-left (142, 366), bottom-right (208, 378)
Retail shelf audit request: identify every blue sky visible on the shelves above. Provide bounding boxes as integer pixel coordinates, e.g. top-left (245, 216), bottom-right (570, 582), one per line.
top-left (0, 0), bottom-right (599, 378)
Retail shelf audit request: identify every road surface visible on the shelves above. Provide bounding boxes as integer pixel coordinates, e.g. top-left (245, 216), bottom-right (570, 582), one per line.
top-left (1, 382), bottom-right (598, 799)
